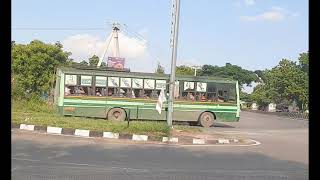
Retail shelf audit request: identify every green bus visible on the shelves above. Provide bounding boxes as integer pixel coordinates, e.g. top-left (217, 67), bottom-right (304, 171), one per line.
top-left (54, 66), bottom-right (240, 127)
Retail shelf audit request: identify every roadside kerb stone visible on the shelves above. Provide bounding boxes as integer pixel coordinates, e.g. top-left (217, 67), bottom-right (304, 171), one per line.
top-left (132, 134), bottom-right (148, 141)
top-left (74, 129), bottom-right (90, 137)
top-left (47, 126), bottom-right (62, 134)
top-left (103, 132), bottom-right (119, 139)
top-left (162, 137), bottom-right (179, 143)
top-left (20, 124), bottom-right (35, 131)
top-left (192, 138), bottom-right (206, 144)
top-left (12, 123), bottom-right (248, 146)
top-left (218, 139), bottom-right (230, 144)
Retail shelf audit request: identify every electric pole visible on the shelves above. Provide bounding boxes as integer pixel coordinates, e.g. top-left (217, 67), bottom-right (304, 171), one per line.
top-left (167, 0), bottom-right (181, 127)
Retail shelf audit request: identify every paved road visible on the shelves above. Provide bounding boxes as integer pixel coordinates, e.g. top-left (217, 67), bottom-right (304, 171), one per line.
top-left (12, 111), bottom-right (308, 180)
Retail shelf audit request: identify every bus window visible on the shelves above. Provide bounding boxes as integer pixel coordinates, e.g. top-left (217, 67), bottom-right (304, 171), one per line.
top-left (107, 87), bottom-right (118, 97)
top-left (131, 78), bottom-right (143, 98)
top-left (95, 76), bottom-right (107, 96)
top-left (65, 74), bottom-right (78, 96)
top-left (215, 83), bottom-right (237, 102)
top-left (181, 81), bottom-right (195, 101)
top-left (207, 82), bottom-right (217, 102)
top-left (108, 77), bottom-right (120, 97)
top-left (120, 78), bottom-right (132, 98)
top-left (195, 92), bottom-right (207, 102)
top-left (95, 87), bottom-right (107, 96)
top-left (78, 75), bottom-right (93, 96)
top-left (65, 86), bottom-right (75, 96)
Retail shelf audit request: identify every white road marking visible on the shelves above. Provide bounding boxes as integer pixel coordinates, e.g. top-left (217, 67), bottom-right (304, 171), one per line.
top-left (13, 158), bottom-right (149, 172)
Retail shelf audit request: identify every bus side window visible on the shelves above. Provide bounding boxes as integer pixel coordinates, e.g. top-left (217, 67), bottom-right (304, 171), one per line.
top-left (95, 87), bottom-right (107, 96)
top-left (65, 86), bottom-right (76, 96)
top-left (107, 87), bottom-right (117, 97)
top-left (196, 92), bottom-right (207, 102)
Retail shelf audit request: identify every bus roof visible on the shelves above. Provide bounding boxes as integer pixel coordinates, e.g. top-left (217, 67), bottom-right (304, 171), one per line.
top-left (58, 66), bottom-right (237, 83)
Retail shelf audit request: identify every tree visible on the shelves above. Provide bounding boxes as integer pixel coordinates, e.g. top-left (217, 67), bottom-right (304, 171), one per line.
top-left (80, 60), bottom-right (88, 66)
top-left (101, 62), bottom-right (107, 67)
top-left (176, 65), bottom-right (194, 76)
top-left (251, 58), bottom-right (308, 110)
top-left (88, 55), bottom-right (99, 66)
top-left (254, 70), bottom-right (267, 83)
top-left (12, 40), bottom-right (71, 96)
top-left (155, 62), bottom-right (165, 74)
top-left (298, 52), bottom-right (308, 75)
top-left (200, 63), bottom-right (258, 87)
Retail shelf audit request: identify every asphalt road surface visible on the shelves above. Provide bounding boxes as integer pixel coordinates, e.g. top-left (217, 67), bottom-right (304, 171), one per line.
top-left (12, 111), bottom-right (308, 180)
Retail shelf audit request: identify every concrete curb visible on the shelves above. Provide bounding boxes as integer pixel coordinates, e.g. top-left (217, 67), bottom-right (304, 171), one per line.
top-left (12, 123), bottom-right (249, 145)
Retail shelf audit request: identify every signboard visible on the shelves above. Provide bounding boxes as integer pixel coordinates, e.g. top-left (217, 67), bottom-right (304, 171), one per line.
top-left (81, 76), bottom-right (92, 86)
top-left (144, 79), bottom-right (155, 89)
top-left (107, 57), bottom-right (125, 69)
top-left (197, 82), bottom-right (207, 92)
top-left (132, 79), bottom-right (143, 88)
top-left (156, 80), bottom-right (166, 90)
top-left (120, 78), bottom-right (132, 88)
top-left (65, 75), bottom-right (77, 85)
top-left (108, 77), bottom-right (119, 87)
top-left (95, 76), bottom-right (107, 87)
top-left (184, 82), bottom-right (194, 91)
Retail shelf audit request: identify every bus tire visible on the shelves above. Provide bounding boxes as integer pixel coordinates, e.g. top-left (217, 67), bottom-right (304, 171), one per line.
top-left (107, 108), bottom-right (126, 121)
top-left (199, 112), bottom-right (214, 127)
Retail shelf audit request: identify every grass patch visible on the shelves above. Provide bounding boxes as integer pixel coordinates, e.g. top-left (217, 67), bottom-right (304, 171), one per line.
top-left (12, 100), bottom-right (170, 137)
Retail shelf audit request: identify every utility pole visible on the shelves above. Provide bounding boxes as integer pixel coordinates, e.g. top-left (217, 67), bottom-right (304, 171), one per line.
top-left (167, 0), bottom-right (181, 127)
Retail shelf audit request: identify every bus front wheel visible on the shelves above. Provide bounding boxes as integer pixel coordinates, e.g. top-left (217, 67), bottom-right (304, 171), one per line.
top-left (199, 112), bottom-right (214, 127)
top-left (107, 108), bottom-right (126, 121)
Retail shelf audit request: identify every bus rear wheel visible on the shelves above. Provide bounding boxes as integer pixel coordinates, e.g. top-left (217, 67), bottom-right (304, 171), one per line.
top-left (107, 108), bottom-right (126, 121)
top-left (199, 112), bottom-right (214, 127)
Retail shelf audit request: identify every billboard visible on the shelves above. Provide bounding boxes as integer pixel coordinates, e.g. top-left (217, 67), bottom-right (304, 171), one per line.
top-left (107, 57), bottom-right (125, 69)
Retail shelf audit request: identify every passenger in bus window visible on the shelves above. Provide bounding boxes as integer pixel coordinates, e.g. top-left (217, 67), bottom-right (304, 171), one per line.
top-left (65, 87), bottom-right (71, 96)
top-left (187, 92), bottom-right (195, 101)
top-left (96, 89), bottom-right (102, 96)
top-left (119, 89), bottom-right (125, 97)
top-left (79, 87), bottom-right (85, 95)
top-left (102, 88), bottom-right (107, 96)
top-left (201, 93), bottom-right (206, 102)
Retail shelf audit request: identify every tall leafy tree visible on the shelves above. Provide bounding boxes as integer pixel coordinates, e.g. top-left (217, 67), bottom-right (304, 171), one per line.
top-left (251, 58), bottom-right (308, 110)
top-left (88, 55), bottom-right (99, 66)
top-left (200, 63), bottom-right (258, 87)
top-left (176, 65), bottom-right (194, 76)
top-left (298, 52), bottom-right (309, 75)
top-left (12, 40), bottom-right (71, 96)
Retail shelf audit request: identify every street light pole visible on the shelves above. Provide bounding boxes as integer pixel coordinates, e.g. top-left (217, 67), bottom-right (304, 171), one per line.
top-left (167, 0), bottom-right (181, 127)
